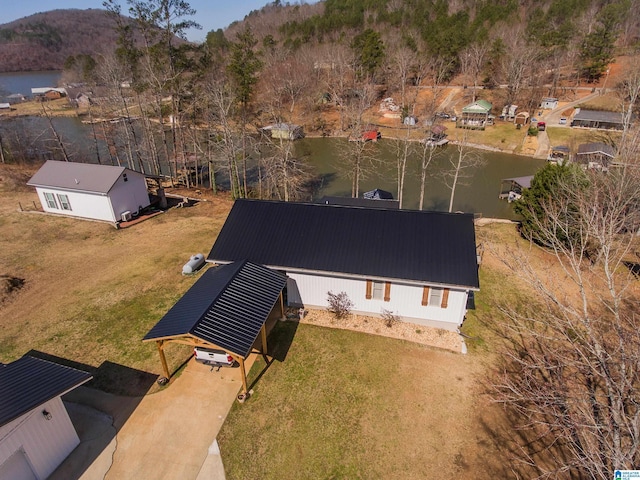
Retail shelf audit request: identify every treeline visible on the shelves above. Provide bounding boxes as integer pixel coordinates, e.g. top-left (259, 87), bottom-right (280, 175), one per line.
top-left (3, 0), bottom-right (640, 206)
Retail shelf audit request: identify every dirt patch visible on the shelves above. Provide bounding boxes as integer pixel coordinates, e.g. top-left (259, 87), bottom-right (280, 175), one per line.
top-left (295, 307), bottom-right (463, 353)
top-left (0, 275), bottom-right (25, 305)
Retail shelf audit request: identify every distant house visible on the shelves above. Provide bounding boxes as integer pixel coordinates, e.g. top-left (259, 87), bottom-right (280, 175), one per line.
top-left (514, 112), bottom-right (530, 126)
top-left (261, 123), bottom-right (304, 140)
top-left (4, 93), bottom-right (25, 104)
top-left (31, 87), bottom-right (67, 101)
top-left (207, 200), bottom-right (480, 332)
top-left (0, 356), bottom-right (92, 480)
top-left (571, 109), bottom-right (626, 130)
top-left (349, 125), bottom-right (381, 142)
top-left (548, 145), bottom-right (571, 165)
top-left (501, 104), bottom-right (518, 121)
top-left (0, 103), bottom-right (10, 110)
top-left (540, 97), bottom-right (558, 110)
top-left (458, 99), bottom-right (493, 130)
top-left (575, 142), bottom-right (616, 170)
top-left (27, 160), bottom-right (151, 224)
top-left (499, 176), bottom-right (533, 202)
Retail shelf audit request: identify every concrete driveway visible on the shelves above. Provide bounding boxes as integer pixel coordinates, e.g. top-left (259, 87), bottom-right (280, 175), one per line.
top-left (50, 357), bottom-right (258, 480)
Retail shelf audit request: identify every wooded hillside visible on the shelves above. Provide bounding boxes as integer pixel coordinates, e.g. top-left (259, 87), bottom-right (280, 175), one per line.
top-left (0, 9), bottom-right (133, 72)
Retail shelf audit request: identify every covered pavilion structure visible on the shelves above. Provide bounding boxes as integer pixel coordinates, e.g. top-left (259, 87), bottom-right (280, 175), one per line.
top-left (143, 260), bottom-right (287, 396)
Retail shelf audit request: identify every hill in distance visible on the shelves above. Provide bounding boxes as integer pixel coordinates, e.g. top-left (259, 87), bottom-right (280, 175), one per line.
top-left (0, 9), bottom-right (131, 72)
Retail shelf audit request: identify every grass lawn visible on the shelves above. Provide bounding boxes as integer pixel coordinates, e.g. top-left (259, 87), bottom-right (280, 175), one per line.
top-left (0, 164), bottom-right (233, 394)
top-left (218, 321), bottom-right (506, 480)
top-left (546, 126), bottom-right (620, 149)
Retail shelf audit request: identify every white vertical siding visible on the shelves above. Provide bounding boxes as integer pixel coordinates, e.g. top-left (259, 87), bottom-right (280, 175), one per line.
top-left (36, 187), bottom-right (114, 222)
top-left (108, 170), bottom-right (150, 219)
top-left (286, 272), bottom-right (468, 331)
top-left (0, 397), bottom-right (80, 479)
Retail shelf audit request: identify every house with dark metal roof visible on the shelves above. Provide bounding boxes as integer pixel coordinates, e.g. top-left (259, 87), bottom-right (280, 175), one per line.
top-left (575, 142), bottom-right (616, 170)
top-left (0, 356), bottom-right (92, 479)
top-left (27, 160), bottom-right (150, 224)
top-left (571, 109), bottom-right (626, 130)
top-left (143, 260), bottom-right (287, 395)
top-left (207, 199), bottom-right (480, 333)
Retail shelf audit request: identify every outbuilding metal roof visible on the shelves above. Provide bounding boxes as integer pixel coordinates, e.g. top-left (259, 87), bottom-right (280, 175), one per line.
top-left (502, 175), bottom-right (534, 189)
top-left (27, 160), bottom-right (135, 194)
top-left (573, 109), bottom-right (624, 124)
top-left (207, 199), bottom-right (480, 290)
top-left (143, 261), bottom-right (287, 358)
top-left (577, 142), bottom-right (616, 157)
top-left (0, 356), bottom-right (92, 426)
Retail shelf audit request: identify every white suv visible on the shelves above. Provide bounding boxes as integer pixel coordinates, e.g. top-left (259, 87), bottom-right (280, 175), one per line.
top-left (194, 347), bottom-right (235, 368)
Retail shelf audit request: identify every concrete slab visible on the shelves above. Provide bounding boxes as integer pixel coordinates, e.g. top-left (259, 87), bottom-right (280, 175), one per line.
top-left (50, 355), bottom-right (264, 480)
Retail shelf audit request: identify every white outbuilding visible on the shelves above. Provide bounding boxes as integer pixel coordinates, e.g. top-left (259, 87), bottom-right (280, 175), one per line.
top-left (28, 160), bottom-right (150, 223)
top-left (0, 355), bottom-right (92, 479)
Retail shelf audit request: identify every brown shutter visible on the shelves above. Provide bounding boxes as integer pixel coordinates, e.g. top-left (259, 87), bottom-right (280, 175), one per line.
top-left (422, 286), bottom-right (430, 306)
top-left (366, 280), bottom-right (372, 299)
top-left (441, 288), bottom-right (449, 308)
top-left (384, 282), bottom-right (391, 302)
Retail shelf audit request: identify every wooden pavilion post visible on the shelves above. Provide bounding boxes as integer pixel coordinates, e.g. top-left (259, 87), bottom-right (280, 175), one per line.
top-left (157, 340), bottom-right (170, 379)
top-left (239, 358), bottom-right (248, 395)
top-left (279, 291), bottom-right (286, 320)
top-left (260, 324), bottom-right (268, 355)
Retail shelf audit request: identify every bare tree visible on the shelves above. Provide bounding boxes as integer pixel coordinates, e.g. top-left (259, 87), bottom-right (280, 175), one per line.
top-left (459, 42), bottom-right (489, 103)
top-left (339, 83), bottom-right (380, 198)
top-left (442, 129), bottom-right (486, 212)
top-left (488, 163), bottom-right (640, 478)
top-left (617, 56), bottom-right (640, 153)
top-left (416, 136), bottom-right (445, 211)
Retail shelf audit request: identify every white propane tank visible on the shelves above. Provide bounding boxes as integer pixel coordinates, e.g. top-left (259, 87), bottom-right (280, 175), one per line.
top-left (182, 253), bottom-right (205, 275)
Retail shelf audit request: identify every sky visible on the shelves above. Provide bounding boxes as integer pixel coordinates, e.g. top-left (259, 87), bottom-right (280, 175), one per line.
top-left (2, 1), bottom-right (283, 43)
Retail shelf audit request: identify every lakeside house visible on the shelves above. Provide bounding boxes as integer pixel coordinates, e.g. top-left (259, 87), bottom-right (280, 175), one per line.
top-left (260, 123), bottom-right (304, 140)
top-left (27, 160), bottom-right (150, 224)
top-left (575, 142), bottom-right (616, 170)
top-left (458, 99), bottom-right (493, 130)
top-left (206, 199), bottom-right (480, 333)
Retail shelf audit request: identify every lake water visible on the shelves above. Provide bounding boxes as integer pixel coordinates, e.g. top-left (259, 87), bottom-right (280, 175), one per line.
top-left (0, 71), bottom-right (62, 97)
top-left (297, 138), bottom-right (543, 218)
top-left (1, 71), bottom-right (545, 218)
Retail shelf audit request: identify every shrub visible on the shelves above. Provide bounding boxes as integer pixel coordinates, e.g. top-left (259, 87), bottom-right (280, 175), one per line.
top-left (528, 126), bottom-right (538, 136)
top-left (326, 291), bottom-right (353, 320)
top-left (381, 308), bottom-right (400, 328)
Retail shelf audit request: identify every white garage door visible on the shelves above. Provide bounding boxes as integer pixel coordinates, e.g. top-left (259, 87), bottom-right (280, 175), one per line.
top-left (0, 449), bottom-right (37, 480)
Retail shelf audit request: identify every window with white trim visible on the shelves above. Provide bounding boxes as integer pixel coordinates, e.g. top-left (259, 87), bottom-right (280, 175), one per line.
top-left (428, 288), bottom-right (443, 307)
top-left (371, 281), bottom-right (384, 300)
top-left (44, 192), bottom-right (58, 209)
top-left (57, 194), bottom-right (72, 211)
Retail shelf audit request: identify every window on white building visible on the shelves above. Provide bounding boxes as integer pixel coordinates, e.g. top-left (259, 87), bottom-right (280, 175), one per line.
top-left (428, 288), bottom-right (443, 307)
top-left (57, 194), bottom-right (72, 211)
top-left (44, 192), bottom-right (58, 209)
top-left (372, 281), bottom-right (384, 300)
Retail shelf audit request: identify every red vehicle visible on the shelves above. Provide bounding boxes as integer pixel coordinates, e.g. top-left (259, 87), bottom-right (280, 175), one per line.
top-left (537, 121), bottom-right (546, 131)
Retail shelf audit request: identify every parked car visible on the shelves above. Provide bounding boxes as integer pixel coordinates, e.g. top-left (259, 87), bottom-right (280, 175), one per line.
top-left (194, 347), bottom-right (235, 368)
top-left (435, 112), bottom-right (450, 119)
top-left (559, 117), bottom-right (567, 125)
top-left (537, 121), bottom-right (546, 131)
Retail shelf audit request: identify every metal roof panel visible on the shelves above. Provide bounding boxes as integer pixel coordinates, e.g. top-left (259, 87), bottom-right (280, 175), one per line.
top-left (207, 200), bottom-right (479, 289)
top-left (0, 356), bottom-right (92, 426)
